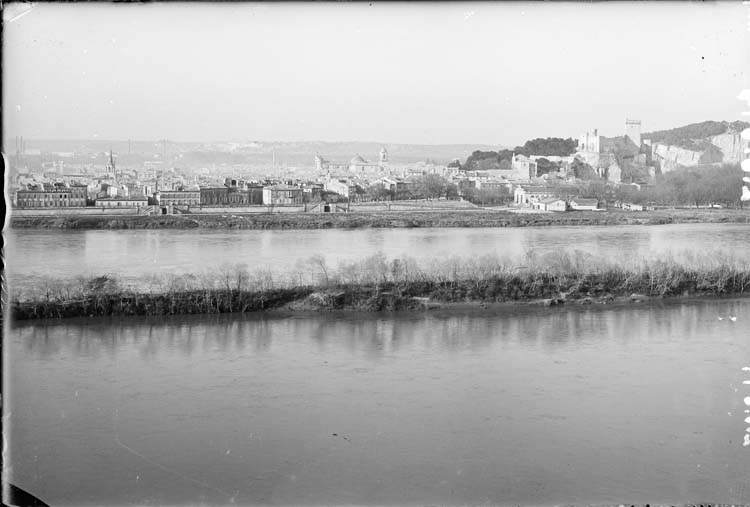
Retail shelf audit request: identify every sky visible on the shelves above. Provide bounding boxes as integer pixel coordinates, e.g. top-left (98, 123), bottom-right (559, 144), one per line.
top-left (3, 1), bottom-right (749, 146)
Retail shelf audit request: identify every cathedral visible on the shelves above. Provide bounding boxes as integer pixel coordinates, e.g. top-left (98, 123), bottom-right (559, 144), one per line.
top-left (315, 147), bottom-right (389, 175)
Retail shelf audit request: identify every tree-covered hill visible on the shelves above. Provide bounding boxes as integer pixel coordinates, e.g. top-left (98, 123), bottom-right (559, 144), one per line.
top-left (461, 137), bottom-right (577, 170)
top-left (517, 137), bottom-right (578, 157)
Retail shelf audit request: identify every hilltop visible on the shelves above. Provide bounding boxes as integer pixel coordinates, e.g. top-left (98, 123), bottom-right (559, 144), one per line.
top-left (643, 120), bottom-right (749, 151)
top-left (643, 120), bottom-right (749, 171)
top-left (459, 137), bottom-right (578, 171)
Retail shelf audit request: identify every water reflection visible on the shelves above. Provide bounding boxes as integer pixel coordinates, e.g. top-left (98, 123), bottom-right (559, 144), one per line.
top-left (7, 299), bottom-right (750, 506)
top-left (12, 298), bottom-right (750, 361)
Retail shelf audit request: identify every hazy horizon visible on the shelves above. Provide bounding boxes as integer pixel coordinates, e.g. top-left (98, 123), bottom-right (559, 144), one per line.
top-left (4, 137), bottom-right (504, 148)
top-left (3, 2), bottom-right (748, 147)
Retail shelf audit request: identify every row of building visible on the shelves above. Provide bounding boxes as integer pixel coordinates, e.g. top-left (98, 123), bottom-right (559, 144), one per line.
top-left (14, 171), bottom-right (603, 211)
top-left (16, 175), bottom-right (650, 214)
top-left (14, 182), bottom-right (89, 208)
top-left (12, 146), bottom-right (435, 210)
top-left (14, 178), bottom-right (317, 209)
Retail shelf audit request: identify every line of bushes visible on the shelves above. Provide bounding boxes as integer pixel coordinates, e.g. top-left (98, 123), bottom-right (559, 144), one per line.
top-left (9, 250), bottom-right (750, 320)
top-left (10, 208), bottom-right (750, 230)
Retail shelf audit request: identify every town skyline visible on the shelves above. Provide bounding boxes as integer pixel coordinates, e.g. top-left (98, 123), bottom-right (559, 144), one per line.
top-left (3, 2), bottom-right (748, 146)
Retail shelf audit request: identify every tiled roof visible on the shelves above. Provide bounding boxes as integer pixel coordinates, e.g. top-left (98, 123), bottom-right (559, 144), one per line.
top-left (571, 198), bottom-right (598, 205)
top-left (96, 197), bottom-right (148, 201)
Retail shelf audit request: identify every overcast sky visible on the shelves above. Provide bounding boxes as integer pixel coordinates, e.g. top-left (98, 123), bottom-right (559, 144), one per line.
top-left (3, 1), bottom-right (748, 146)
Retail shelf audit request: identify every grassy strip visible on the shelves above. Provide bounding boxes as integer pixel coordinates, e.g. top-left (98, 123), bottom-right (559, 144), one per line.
top-left (10, 251), bottom-right (750, 320)
top-left (10, 208), bottom-right (750, 230)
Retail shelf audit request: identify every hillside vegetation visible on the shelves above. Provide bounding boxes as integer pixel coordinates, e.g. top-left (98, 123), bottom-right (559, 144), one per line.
top-left (644, 120), bottom-right (749, 151)
top-left (462, 137), bottom-right (577, 170)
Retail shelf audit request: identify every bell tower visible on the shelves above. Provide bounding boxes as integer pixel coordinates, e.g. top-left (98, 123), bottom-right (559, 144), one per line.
top-left (315, 154), bottom-right (324, 172)
top-left (106, 149), bottom-right (116, 175)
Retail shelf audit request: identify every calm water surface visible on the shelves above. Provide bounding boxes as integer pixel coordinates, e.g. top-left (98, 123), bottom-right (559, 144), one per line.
top-left (6, 299), bottom-right (750, 506)
top-left (6, 223), bottom-right (750, 293)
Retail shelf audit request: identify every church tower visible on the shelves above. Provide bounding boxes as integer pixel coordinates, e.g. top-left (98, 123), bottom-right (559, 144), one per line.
top-left (315, 154), bottom-right (324, 172)
top-left (379, 146), bottom-right (389, 165)
top-left (106, 149), bottom-right (116, 175)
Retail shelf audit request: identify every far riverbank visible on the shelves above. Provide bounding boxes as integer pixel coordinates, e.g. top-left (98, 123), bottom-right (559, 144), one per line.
top-left (9, 208), bottom-right (750, 230)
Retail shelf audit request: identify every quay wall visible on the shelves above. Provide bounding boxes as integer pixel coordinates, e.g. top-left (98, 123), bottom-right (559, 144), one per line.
top-left (190, 205), bottom-right (306, 214)
top-left (10, 207), bottom-right (141, 217)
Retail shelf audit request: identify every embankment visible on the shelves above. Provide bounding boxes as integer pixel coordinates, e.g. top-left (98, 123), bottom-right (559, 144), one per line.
top-left (9, 208), bottom-right (750, 230)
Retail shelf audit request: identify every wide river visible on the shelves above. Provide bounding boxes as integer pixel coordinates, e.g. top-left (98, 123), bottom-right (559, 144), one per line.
top-left (6, 223), bottom-right (750, 294)
top-left (6, 300), bottom-right (750, 506)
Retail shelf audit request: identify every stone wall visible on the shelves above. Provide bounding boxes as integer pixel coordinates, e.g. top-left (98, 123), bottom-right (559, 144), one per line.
top-left (10, 207), bottom-right (140, 216)
top-left (191, 205), bottom-right (307, 214)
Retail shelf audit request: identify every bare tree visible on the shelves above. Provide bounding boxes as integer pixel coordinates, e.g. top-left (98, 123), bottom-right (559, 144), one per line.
top-left (309, 254), bottom-right (329, 286)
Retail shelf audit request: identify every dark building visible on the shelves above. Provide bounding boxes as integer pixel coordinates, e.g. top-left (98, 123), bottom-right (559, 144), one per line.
top-left (16, 182), bottom-right (88, 208)
top-left (262, 185), bottom-right (304, 206)
top-left (159, 189), bottom-right (201, 207)
top-left (199, 180), bottom-right (263, 206)
top-left (303, 185), bottom-right (323, 203)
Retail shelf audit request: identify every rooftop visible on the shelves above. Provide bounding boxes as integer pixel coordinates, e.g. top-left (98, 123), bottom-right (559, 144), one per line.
top-left (571, 198), bottom-right (599, 205)
top-left (96, 196), bottom-right (148, 201)
top-left (265, 184), bottom-right (302, 191)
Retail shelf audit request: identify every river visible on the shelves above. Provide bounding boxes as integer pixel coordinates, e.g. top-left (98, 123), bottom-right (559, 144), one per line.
top-left (6, 223), bottom-right (750, 294)
top-left (5, 299), bottom-right (750, 506)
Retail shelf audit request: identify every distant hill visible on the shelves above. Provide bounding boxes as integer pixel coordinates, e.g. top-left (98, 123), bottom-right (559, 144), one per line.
top-left (6, 139), bottom-right (502, 167)
top-left (643, 120), bottom-right (749, 151)
top-left (261, 141), bottom-right (502, 165)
